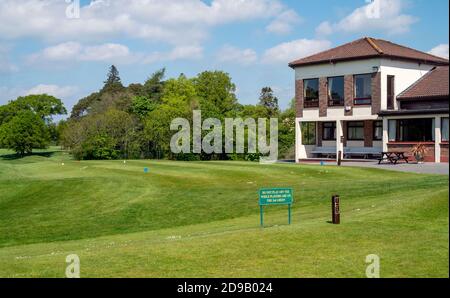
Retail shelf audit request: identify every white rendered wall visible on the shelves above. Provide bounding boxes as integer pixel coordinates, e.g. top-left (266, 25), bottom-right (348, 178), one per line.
top-left (295, 58), bottom-right (381, 81)
top-left (379, 59), bottom-right (434, 110)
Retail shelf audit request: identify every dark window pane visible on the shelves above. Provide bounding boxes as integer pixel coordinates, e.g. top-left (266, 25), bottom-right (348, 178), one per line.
top-left (354, 74), bottom-right (372, 102)
top-left (304, 79), bottom-right (319, 100)
top-left (398, 119), bottom-right (434, 142)
top-left (323, 122), bottom-right (336, 140)
top-left (328, 76), bottom-right (344, 106)
top-left (347, 121), bottom-right (364, 140)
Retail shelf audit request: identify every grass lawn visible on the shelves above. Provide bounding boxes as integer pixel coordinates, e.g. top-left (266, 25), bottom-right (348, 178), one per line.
top-left (0, 147), bottom-right (448, 278)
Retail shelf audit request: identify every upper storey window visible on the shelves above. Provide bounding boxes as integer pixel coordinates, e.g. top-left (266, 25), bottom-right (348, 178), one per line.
top-left (304, 79), bottom-right (319, 108)
top-left (354, 74), bottom-right (372, 105)
top-left (328, 76), bottom-right (344, 106)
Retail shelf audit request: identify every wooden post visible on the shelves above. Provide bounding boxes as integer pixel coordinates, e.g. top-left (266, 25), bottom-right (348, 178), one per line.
top-left (332, 195), bottom-right (340, 224)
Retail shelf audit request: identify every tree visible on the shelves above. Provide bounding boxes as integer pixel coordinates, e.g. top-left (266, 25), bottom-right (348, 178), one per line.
top-left (70, 92), bottom-right (100, 119)
top-left (131, 96), bottom-right (156, 118)
top-left (2, 94), bottom-right (67, 123)
top-left (278, 98), bottom-right (296, 159)
top-left (194, 71), bottom-right (239, 118)
top-left (0, 95), bottom-right (66, 156)
top-left (258, 87), bottom-right (279, 117)
top-left (101, 65), bottom-right (124, 93)
top-left (62, 109), bottom-right (138, 160)
top-left (143, 68), bottom-right (166, 103)
top-left (0, 111), bottom-right (49, 156)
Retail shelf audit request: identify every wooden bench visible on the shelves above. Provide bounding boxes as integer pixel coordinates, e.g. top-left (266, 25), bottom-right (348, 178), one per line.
top-left (344, 147), bottom-right (382, 159)
top-left (312, 147), bottom-right (383, 159)
top-left (311, 147), bottom-right (336, 158)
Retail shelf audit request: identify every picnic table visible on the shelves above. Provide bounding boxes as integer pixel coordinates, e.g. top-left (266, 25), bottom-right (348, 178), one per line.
top-left (378, 152), bottom-right (409, 164)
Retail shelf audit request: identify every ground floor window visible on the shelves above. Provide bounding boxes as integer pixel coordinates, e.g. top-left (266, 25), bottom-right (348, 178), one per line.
top-left (397, 118), bottom-right (434, 142)
top-left (301, 122), bottom-right (316, 145)
top-left (442, 117), bottom-right (449, 142)
top-left (373, 121), bottom-right (383, 140)
top-left (323, 122), bottom-right (336, 140)
top-left (347, 121), bottom-right (364, 140)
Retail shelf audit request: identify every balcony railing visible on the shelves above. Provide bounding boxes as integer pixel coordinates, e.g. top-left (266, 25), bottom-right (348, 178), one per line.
top-left (354, 98), bottom-right (372, 105)
top-left (328, 98), bottom-right (344, 106)
top-left (304, 99), bottom-right (319, 108)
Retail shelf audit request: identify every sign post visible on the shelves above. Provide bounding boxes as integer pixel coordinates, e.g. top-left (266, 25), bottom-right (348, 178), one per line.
top-left (258, 188), bottom-right (293, 228)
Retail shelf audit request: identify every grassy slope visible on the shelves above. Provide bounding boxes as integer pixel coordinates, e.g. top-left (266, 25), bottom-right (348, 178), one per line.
top-left (0, 148), bottom-right (448, 277)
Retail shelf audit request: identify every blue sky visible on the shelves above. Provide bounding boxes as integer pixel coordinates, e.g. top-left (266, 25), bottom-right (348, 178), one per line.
top-left (0, 0), bottom-right (448, 116)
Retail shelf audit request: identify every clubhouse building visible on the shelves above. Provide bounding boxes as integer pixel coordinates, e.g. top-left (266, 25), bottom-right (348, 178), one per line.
top-left (290, 37), bottom-right (449, 163)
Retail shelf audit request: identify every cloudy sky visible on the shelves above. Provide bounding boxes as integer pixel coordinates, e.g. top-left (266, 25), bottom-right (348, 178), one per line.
top-left (0, 0), bottom-right (448, 115)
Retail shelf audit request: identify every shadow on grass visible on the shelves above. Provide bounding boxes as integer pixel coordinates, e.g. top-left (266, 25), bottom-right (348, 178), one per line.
top-left (0, 151), bottom-right (56, 161)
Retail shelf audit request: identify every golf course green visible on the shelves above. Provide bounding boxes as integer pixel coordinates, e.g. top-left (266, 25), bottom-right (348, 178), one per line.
top-left (0, 148), bottom-right (448, 277)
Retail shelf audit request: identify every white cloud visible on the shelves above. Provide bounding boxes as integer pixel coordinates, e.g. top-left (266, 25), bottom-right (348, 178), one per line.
top-left (25, 84), bottom-right (79, 99)
top-left (143, 45), bottom-right (204, 64)
top-left (266, 9), bottom-right (302, 35)
top-left (216, 45), bottom-right (258, 65)
top-left (0, 0), bottom-right (284, 45)
top-left (80, 43), bottom-right (132, 62)
top-left (28, 42), bottom-right (139, 64)
top-left (428, 44), bottom-right (449, 59)
top-left (29, 42), bottom-right (204, 66)
top-left (30, 42), bottom-right (83, 61)
top-left (166, 45), bottom-right (204, 61)
top-left (0, 84), bottom-right (78, 106)
top-left (262, 39), bottom-right (332, 64)
top-left (316, 0), bottom-right (418, 36)
top-left (315, 21), bottom-right (333, 36)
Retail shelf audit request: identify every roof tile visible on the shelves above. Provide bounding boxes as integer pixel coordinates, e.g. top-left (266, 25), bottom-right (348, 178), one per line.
top-left (397, 66), bottom-right (449, 100)
top-left (289, 37), bottom-right (449, 67)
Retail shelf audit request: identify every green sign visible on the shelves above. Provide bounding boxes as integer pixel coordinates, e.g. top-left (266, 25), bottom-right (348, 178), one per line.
top-left (258, 188), bottom-right (293, 227)
top-left (259, 188), bottom-right (293, 206)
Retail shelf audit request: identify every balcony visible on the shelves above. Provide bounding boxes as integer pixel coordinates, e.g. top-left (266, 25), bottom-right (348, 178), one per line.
top-left (304, 99), bottom-right (319, 108)
top-left (328, 98), bottom-right (344, 107)
top-left (354, 97), bottom-right (372, 105)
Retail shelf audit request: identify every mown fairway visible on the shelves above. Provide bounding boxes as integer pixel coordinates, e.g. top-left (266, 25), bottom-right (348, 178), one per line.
top-left (0, 148), bottom-right (448, 277)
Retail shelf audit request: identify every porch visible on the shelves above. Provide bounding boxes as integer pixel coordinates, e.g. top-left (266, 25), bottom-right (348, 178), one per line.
top-left (296, 115), bottom-right (449, 163)
top-left (296, 119), bottom-right (383, 161)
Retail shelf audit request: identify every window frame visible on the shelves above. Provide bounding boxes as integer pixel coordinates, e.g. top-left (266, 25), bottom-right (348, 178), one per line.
top-left (397, 118), bottom-right (434, 142)
top-left (327, 76), bottom-right (345, 107)
top-left (353, 73), bottom-right (373, 105)
top-left (442, 117), bottom-right (449, 142)
top-left (347, 121), bottom-right (365, 141)
top-left (373, 121), bottom-right (383, 141)
top-left (322, 122), bottom-right (336, 141)
top-left (303, 78), bottom-right (319, 108)
top-left (301, 122), bottom-right (317, 145)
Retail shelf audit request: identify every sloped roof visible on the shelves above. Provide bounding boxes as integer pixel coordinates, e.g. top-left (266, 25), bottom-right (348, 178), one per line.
top-left (397, 66), bottom-right (449, 100)
top-left (289, 37), bottom-right (449, 68)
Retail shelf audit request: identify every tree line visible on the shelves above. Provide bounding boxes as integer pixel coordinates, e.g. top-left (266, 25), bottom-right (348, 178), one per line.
top-left (0, 65), bottom-right (295, 160)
